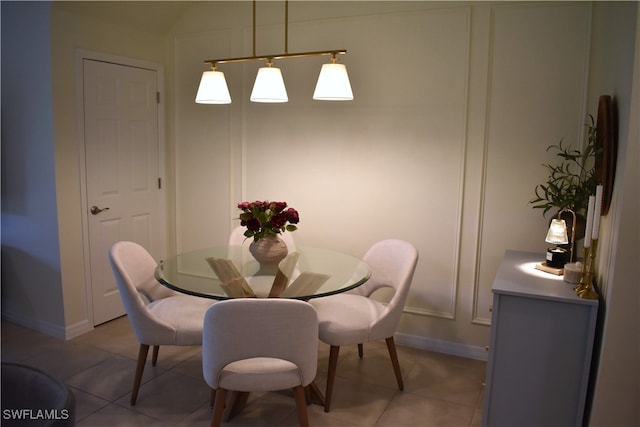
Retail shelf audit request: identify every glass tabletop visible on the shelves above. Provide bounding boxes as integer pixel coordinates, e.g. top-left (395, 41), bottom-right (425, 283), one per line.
top-left (155, 245), bottom-right (371, 300)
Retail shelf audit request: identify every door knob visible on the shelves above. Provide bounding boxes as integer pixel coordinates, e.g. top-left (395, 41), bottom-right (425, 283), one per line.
top-left (90, 206), bottom-right (110, 215)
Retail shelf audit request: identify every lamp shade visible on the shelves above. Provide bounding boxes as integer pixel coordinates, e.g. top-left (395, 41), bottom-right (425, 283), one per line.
top-left (250, 66), bottom-right (288, 103)
top-left (195, 70), bottom-right (231, 104)
top-left (545, 219), bottom-right (569, 244)
top-left (313, 63), bottom-right (353, 101)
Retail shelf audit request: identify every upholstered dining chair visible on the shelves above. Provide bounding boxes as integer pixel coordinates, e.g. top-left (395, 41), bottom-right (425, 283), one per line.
top-left (308, 239), bottom-right (418, 412)
top-left (202, 298), bottom-right (318, 427)
top-left (229, 225), bottom-right (297, 251)
top-left (109, 241), bottom-right (215, 405)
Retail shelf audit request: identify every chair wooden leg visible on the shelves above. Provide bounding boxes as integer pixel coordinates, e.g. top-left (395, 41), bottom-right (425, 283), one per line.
top-left (131, 344), bottom-right (150, 405)
top-left (305, 381), bottom-right (325, 406)
top-left (293, 385), bottom-right (309, 427)
top-left (358, 343), bottom-right (364, 358)
top-left (385, 336), bottom-right (404, 390)
top-left (304, 384), bottom-right (312, 404)
top-left (210, 388), bottom-right (216, 408)
top-left (223, 391), bottom-right (249, 421)
top-left (210, 388), bottom-right (227, 427)
top-left (151, 345), bottom-right (160, 366)
top-left (324, 345), bottom-right (340, 412)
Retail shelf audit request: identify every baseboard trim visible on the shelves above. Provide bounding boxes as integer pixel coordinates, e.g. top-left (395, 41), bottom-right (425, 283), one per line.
top-left (2, 307), bottom-right (487, 358)
top-left (395, 331), bottom-right (488, 361)
top-left (2, 308), bottom-right (94, 341)
top-left (2, 309), bottom-right (66, 339)
top-left (65, 319), bottom-right (94, 340)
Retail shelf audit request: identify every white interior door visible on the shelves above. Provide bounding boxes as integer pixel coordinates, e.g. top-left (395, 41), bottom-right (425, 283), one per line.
top-left (83, 59), bottom-right (165, 325)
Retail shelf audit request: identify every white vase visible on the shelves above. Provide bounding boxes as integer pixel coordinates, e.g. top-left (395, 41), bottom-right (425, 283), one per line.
top-left (249, 235), bottom-right (288, 275)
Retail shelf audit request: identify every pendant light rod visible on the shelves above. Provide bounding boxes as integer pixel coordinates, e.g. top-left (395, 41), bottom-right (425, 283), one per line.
top-left (252, 0), bottom-right (256, 57)
top-left (284, 0), bottom-right (288, 54)
top-left (205, 49), bottom-right (347, 67)
top-left (206, 0), bottom-right (345, 67)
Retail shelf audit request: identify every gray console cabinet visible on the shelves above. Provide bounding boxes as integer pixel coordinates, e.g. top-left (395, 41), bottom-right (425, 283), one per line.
top-left (482, 250), bottom-right (598, 427)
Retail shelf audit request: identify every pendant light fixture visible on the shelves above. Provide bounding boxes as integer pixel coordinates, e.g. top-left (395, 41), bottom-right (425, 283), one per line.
top-left (313, 54), bottom-right (353, 101)
top-left (195, 67), bottom-right (231, 104)
top-left (195, 0), bottom-right (353, 104)
top-left (250, 61), bottom-right (288, 103)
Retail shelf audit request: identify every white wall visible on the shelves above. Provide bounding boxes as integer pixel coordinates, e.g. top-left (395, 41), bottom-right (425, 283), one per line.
top-left (1, 1), bottom-right (66, 336)
top-left (170, 1), bottom-right (594, 357)
top-left (589, 3), bottom-right (640, 425)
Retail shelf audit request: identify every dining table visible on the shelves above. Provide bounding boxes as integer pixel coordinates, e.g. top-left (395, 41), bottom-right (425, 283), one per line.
top-left (154, 243), bottom-right (371, 419)
top-left (155, 244), bottom-right (371, 301)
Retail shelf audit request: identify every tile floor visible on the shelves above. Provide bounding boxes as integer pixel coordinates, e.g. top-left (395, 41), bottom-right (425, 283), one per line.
top-left (2, 317), bottom-right (486, 426)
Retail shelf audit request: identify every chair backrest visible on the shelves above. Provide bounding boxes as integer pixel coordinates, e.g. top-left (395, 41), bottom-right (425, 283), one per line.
top-left (202, 298), bottom-right (318, 389)
top-left (229, 225), bottom-right (297, 251)
top-left (109, 241), bottom-right (179, 343)
top-left (351, 239), bottom-right (418, 340)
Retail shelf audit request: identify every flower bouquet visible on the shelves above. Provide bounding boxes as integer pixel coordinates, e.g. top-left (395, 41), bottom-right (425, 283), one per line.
top-left (237, 200), bottom-right (299, 242)
top-left (236, 200), bottom-right (300, 277)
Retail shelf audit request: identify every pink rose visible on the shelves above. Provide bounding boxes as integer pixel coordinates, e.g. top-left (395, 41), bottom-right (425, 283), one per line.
top-left (285, 208), bottom-right (299, 224)
top-left (245, 218), bottom-right (262, 232)
top-left (271, 213), bottom-right (287, 229)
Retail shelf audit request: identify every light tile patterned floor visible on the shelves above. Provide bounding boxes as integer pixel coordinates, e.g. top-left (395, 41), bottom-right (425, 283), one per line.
top-left (2, 317), bottom-right (485, 426)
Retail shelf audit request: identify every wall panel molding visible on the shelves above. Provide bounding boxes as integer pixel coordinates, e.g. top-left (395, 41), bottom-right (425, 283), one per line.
top-left (238, 7), bottom-right (472, 320)
top-left (472, 2), bottom-right (592, 325)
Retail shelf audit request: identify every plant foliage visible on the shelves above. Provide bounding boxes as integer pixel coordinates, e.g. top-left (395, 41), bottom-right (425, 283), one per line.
top-left (530, 116), bottom-right (600, 216)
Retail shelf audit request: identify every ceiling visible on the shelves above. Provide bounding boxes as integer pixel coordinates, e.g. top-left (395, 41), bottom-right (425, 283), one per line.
top-left (52, 1), bottom-right (194, 34)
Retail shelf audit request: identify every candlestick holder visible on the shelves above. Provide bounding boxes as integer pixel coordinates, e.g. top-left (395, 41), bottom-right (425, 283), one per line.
top-left (575, 240), bottom-right (598, 299)
top-left (573, 245), bottom-right (590, 293)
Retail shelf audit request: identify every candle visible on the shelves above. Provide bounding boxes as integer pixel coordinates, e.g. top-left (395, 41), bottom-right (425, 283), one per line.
top-left (592, 185), bottom-right (603, 240)
top-left (563, 262), bottom-right (583, 284)
top-left (584, 196), bottom-right (595, 248)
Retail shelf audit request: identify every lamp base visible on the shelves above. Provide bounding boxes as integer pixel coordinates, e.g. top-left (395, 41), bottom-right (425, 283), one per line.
top-left (545, 247), bottom-right (568, 268)
top-left (535, 262), bottom-right (564, 275)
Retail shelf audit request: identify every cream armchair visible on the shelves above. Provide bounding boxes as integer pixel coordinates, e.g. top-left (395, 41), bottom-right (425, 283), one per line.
top-left (109, 241), bottom-right (215, 405)
top-left (202, 298), bottom-right (318, 427)
top-left (309, 239), bottom-right (419, 412)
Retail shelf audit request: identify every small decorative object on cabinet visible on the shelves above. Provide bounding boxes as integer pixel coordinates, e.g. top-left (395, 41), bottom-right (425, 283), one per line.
top-left (482, 250), bottom-right (599, 427)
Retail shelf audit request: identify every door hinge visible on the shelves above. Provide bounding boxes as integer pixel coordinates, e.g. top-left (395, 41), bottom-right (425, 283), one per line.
top-left (158, 177), bottom-right (162, 189)
top-left (156, 92), bottom-right (160, 104)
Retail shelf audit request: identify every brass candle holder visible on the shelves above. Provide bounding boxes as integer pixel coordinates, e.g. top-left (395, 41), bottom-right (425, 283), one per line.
top-left (575, 240), bottom-right (598, 299)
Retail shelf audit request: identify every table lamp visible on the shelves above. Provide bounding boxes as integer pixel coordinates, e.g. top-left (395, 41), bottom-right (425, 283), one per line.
top-left (545, 218), bottom-right (569, 267)
top-left (536, 208), bottom-right (576, 274)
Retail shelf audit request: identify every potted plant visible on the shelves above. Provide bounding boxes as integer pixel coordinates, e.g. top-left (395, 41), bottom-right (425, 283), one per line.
top-left (530, 116), bottom-right (600, 242)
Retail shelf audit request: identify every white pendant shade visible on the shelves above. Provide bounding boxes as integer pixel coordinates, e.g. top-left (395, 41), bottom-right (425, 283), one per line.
top-left (545, 219), bottom-right (569, 244)
top-left (195, 70), bottom-right (231, 104)
top-left (250, 66), bottom-right (288, 103)
top-left (313, 63), bottom-right (353, 101)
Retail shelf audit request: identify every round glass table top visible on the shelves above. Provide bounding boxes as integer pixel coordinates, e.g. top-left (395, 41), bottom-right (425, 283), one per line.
top-left (155, 245), bottom-right (371, 300)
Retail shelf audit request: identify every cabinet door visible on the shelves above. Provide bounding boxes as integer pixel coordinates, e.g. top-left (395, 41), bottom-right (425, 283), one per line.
top-left (484, 293), bottom-right (594, 427)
